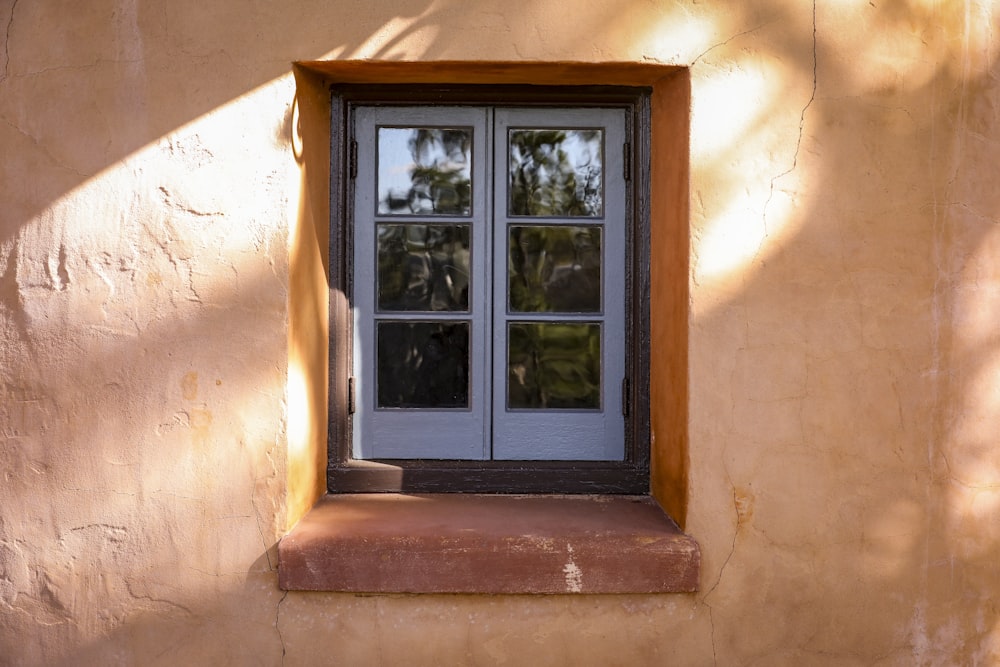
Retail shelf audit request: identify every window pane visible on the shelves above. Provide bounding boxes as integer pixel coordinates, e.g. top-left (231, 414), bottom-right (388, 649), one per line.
top-left (508, 225), bottom-right (601, 313)
top-left (377, 224), bottom-right (471, 311)
top-left (508, 129), bottom-right (603, 217)
top-left (378, 128), bottom-right (472, 215)
top-left (507, 322), bottom-right (601, 410)
top-left (377, 321), bottom-right (470, 408)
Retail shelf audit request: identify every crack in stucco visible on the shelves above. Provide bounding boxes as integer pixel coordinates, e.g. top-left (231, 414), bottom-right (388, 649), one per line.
top-left (703, 351), bottom-right (746, 663)
top-left (251, 472), bottom-right (274, 571)
top-left (124, 580), bottom-right (194, 616)
top-left (68, 523), bottom-right (128, 539)
top-left (0, 239), bottom-right (32, 346)
top-left (65, 488), bottom-right (137, 498)
top-left (248, 433), bottom-right (281, 573)
top-left (158, 186), bottom-right (224, 218)
top-left (14, 59), bottom-right (145, 79)
top-left (701, 486), bottom-right (741, 666)
top-left (51, 244), bottom-right (70, 292)
top-left (761, 0), bottom-right (818, 242)
top-left (275, 590), bottom-right (287, 665)
top-left (1, 118), bottom-right (90, 178)
top-left (948, 200), bottom-right (1000, 225)
top-left (692, 21), bottom-right (771, 65)
top-left (0, 0), bottom-right (16, 85)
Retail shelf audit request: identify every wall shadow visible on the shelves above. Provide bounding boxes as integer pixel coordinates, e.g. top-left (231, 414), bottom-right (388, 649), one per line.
top-left (1, 0), bottom-right (999, 664)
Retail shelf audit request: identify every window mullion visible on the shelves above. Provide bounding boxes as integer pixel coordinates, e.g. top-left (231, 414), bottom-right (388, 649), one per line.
top-left (485, 107), bottom-right (497, 461)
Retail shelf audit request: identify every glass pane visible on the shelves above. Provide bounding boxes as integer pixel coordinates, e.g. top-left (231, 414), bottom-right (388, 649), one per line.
top-left (508, 129), bottom-right (603, 217)
top-left (377, 321), bottom-right (469, 409)
top-left (508, 225), bottom-right (601, 313)
top-left (507, 322), bottom-right (600, 410)
top-left (377, 224), bottom-right (471, 312)
top-left (377, 128), bottom-right (472, 215)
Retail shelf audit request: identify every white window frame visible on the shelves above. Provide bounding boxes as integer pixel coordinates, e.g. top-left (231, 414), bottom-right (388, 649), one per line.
top-left (328, 85), bottom-right (651, 494)
top-left (352, 105), bottom-right (627, 461)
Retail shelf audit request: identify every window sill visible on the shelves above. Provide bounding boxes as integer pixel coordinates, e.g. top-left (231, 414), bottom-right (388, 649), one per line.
top-left (278, 494), bottom-right (700, 594)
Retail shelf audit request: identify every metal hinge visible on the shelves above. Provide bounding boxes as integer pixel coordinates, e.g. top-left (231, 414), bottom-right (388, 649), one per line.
top-left (623, 142), bottom-right (632, 181)
top-left (349, 140), bottom-right (358, 179)
top-left (348, 376), bottom-right (356, 414)
top-left (621, 377), bottom-right (630, 417)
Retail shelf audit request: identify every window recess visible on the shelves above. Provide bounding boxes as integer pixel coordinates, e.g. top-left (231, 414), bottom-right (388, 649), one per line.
top-left (328, 86), bottom-right (651, 494)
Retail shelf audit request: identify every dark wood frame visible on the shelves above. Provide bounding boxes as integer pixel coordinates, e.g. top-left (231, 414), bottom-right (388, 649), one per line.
top-left (328, 85), bottom-right (652, 494)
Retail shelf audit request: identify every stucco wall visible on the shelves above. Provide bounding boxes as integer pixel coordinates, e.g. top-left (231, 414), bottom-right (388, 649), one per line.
top-left (2, 0), bottom-right (999, 665)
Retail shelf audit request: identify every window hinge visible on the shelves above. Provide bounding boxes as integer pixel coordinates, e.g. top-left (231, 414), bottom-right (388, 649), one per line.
top-left (623, 142), bottom-right (631, 181)
top-left (349, 140), bottom-right (358, 179)
top-left (621, 377), bottom-right (630, 417)
top-left (348, 376), bottom-right (356, 414)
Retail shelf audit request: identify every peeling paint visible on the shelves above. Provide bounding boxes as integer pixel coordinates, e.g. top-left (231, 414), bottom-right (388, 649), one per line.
top-left (562, 545), bottom-right (583, 593)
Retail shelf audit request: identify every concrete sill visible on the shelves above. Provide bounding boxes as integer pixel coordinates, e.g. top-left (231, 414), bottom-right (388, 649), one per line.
top-left (278, 494), bottom-right (700, 594)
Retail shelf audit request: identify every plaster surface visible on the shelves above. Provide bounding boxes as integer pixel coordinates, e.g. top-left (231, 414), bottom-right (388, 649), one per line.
top-left (2, 0), bottom-right (1000, 665)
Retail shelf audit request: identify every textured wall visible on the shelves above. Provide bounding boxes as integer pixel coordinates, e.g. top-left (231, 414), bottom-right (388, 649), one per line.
top-left (2, 0), bottom-right (999, 665)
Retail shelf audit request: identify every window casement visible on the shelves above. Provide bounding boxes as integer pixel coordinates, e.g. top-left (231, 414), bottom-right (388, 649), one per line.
top-left (282, 68), bottom-right (698, 594)
top-left (328, 86), bottom-right (651, 494)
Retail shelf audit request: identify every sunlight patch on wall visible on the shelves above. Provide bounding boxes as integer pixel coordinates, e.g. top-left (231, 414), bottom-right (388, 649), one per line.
top-left (10, 70), bottom-right (297, 505)
top-left (689, 60), bottom-right (806, 293)
top-left (285, 92), bottom-right (312, 473)
top-left (691, 67), bottom-right (776, 159)
top-left (16, 72), bottom-right (296, 277)
top-left (607, 5), bottom-right (715, 64)
top-left (319, 14), bottom-right (439, 61)
top-left (692, 157), bottom-right (803, 295)
top-left (693, 197), bottom-right (767, 294)
top-left (286, 361), bottom-right (311, 460)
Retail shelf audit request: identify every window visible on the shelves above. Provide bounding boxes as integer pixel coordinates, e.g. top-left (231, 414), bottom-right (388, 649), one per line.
top-left (282, 66), bottom-right (698, 594)
top-left (328, 86), bottom-right (651, 494)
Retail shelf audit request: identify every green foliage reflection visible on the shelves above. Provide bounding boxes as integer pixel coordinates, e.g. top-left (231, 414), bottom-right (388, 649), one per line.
top-left (377, 224), bottom-right (470, 311)
top-left (378, 128), bottom-right (472, 215)
top-left (508, 225), bottom-right (601, 312)
top-left (508, 322), bottom-right (601, 409)
top-left (509, 129), bottom-right (603, 217)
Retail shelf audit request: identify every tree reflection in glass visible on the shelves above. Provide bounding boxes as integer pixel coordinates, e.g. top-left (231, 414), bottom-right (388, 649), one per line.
top-left (508, 322), bottom-right (600, 409)
top-left (377, 224), bottom-right (470, 311)
top-left (378, 128), bottom-right (472, 215)
top-left (508, 225), bottom-right (601, 313)
top-left (508, 129), bottom-right (603, 217)
top-left (377, 321), bottom-right (469, 408)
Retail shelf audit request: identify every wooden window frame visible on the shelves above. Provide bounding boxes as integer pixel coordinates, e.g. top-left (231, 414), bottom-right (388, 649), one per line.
top-left (327, 84), bottom-right (652, 494)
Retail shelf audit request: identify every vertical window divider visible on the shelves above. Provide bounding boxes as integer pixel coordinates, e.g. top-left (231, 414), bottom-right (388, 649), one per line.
top-left (486, 107), bottom-right (497, 461)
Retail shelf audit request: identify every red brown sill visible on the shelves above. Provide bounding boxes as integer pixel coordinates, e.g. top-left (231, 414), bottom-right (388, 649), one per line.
top-left (278, 494), bottom-right (700, 594)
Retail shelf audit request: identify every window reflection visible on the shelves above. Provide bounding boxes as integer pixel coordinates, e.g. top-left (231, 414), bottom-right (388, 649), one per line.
top-left (378, 128), bottom-right (472, 215)
top-left (377, 224), bottom-right (470, 311)
top-left (377, 321), bottom-right (470, 409)
top-left (508, 225), bottom-right (601, 313)
top-left (508, 129), bottom-right (603, 217)
top-left (508, 322), bottom-right (601, 410)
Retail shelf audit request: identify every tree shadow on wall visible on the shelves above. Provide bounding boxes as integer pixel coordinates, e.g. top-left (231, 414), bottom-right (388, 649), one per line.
top-left (688, 3), bottom-right (1000, 663)
top-left (2, 0), bottom-right (1000, 665)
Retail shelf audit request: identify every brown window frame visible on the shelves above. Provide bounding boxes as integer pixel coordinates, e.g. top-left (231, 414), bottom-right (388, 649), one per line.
top-left (327, 84), bottom-right (652, 494)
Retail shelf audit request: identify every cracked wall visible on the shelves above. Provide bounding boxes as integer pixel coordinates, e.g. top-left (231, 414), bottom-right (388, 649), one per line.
top-left (2, 0), bottom-right (1000, 665)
